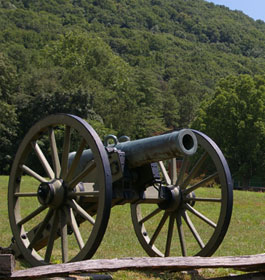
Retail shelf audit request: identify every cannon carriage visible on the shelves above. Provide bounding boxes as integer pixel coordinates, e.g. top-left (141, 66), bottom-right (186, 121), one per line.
top-left (8, 114), bottom-right (233, 267)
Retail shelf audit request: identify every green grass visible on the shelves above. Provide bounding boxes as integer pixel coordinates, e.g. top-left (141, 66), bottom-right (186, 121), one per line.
top-left (0, 176), bottom-right (10, 248)
top-left (1, 176), bottom-right (264, 279)
top-left (93, 188), bottom-right (265, 259)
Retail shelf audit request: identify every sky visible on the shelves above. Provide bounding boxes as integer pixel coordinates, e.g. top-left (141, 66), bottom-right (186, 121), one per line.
top-left (205, 0), bottom-right (265, 22)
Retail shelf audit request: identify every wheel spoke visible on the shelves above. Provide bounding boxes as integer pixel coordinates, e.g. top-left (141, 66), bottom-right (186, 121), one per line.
top-left (158, 161), bottom-right (171, 185)
top-left (69, 191), bottom-right (99, 197)
top-left (17, 205), bottom-right (47, 226)
top-left (68, 160), bottom-right (96, 189)
top-left (20, 164), bottom-right (48, 183)
top-left (169, 158), bottom-right (177, 185)
top-left (45, 210), bottom-right (59, 263)
top-left (31, 141), bottom-right (55, 179)
top-left (60, 208), bottom-right (68, 263)
top-left (182, 210), bottom-right (204, 249)
top-left (61, 126), bottom-right (71, 180)
top-left (139, 207), bottom-right (162, 223)
top-left (149, 212), bottom-right (169, 246)
top-left (176, 156), bottom-right (189, 187)
top-left (68, 208), bottom-right (84, 249)
top-left (68, 199), bottom-right (95, 225)
top-left (29, 208), bottom-right (54, 248)
top-left (185, 172), bottom-right (219, 195)
top-left (176, 213), bottom-right (187, 256)
top-left (165, 214), bottom-right (175, 257)
top-left (180, 152), bottom-right (208, 190)
top-left (185, 203), bottom-right (216, 228)
top-left (49, 128), bottom-right (61, 178)
top-left (65, 139), bottom-right (87, 182)
top-left (186, 197), bottom-right (222, 203)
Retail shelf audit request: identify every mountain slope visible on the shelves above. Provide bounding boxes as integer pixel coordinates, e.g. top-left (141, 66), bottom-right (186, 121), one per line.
top-left (1, 0), bottom-right (265, 172)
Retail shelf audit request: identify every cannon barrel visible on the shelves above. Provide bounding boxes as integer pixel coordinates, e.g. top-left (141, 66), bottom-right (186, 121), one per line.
top-left (69, 129), bottom-right (197, 171)
top-left (114, 129), bottom-right (197, 168)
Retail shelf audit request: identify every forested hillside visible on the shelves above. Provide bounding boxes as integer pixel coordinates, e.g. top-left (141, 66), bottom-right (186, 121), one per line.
top-left (1, 0), bottom-right (265, 176)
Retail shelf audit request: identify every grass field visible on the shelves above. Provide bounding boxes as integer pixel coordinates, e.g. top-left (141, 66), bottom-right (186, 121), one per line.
top-left (0, 175), bottom-right (264, 279)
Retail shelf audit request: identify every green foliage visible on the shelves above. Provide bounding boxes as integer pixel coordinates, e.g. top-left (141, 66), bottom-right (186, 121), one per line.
top-left (0, 101), bottom-right (18, 173)
top-left (1, 0), bottom-right (265, 174)
top-left (0, 53), bottom-right (18, 173)
top-left (41, 32), bottom-right (166, 137)
top-left (193, 74), bottom-right (265, 185)
top-left (0, 52), bottom-right (17, 101)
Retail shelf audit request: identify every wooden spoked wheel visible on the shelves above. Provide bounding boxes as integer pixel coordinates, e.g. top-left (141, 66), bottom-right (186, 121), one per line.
top-left (131, 130), bottom-right (233, 257)
top-left (8, 114), bottom-right (112, 266)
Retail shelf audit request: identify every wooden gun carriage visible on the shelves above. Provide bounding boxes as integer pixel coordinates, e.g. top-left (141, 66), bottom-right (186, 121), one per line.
top-left (8, 114), bottom-right (233, 267)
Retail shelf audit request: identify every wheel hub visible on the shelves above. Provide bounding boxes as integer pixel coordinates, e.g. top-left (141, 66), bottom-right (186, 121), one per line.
top-left (37, 179), bottom-right (65, 207)
top-left (159, 185), bottom-right (182, 212)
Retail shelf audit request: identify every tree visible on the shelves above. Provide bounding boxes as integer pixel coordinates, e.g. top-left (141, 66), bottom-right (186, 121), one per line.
top-left (0, 101), bottom-right (18, 173)
top-left (169, 76), bottom-right (201, 127)
top-left (0, 52), bottom-right (17, 101)
top-left (41, 32), bottom-right (167, 138)
top-left (0, 53), bottom-right (18, 173)
top-left (193, 74), bottom-right (265, 188)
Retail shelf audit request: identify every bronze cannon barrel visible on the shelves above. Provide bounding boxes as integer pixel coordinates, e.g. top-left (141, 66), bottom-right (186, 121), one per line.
top-left (69, 129), bottom-right (197, 171)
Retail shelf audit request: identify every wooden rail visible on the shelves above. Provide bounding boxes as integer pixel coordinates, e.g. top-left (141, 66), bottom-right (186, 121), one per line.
top-left (0, 255), bottom-right (15, 278)
top-left (0, 254), bottom-right (264, 279)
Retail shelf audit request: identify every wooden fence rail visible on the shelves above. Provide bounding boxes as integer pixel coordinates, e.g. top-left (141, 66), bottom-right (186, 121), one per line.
top-left (0, 253), bottom-right (264, 279)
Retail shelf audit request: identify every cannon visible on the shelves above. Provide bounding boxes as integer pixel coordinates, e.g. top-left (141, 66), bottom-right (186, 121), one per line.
top-left (8, 114), bottom-right (233, 267)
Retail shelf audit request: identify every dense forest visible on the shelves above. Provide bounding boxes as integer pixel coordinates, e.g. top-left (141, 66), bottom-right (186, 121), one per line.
top-left (0, 0), bottom-right (265, 184)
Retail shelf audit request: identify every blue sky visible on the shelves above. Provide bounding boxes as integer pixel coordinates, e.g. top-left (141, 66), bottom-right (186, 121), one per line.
top-left (205, 0), bottom-right (265, 22)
